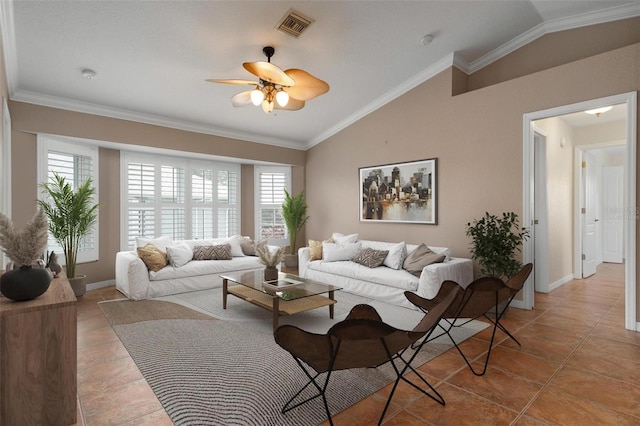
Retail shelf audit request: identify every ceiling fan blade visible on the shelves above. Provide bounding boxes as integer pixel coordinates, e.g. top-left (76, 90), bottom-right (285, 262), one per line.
top-left (243, 61), bottom-right (295, 87)
top-left (284, 69), bottom-right (330, 101)
top-left (231, 91), bottom-right (253, 107)
top-left (206, 79), bottom-right (258, 86)
top-left (275, 97), bottom-right (305, 111)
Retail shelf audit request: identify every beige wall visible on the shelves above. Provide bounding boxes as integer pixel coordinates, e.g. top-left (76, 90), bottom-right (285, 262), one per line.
top-left (9, 102), bottom-right (306, 283)
top-left (574, 120), bottom-right (627, 146)
top-left (305, 43), bottom-right (639, 316)
top-left (468, 17), bottom-right (640, 91)
top-left (534, 117), bottom-right (574, 284)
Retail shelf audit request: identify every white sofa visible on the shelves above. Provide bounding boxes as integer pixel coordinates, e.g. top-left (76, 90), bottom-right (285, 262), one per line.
top-left (115, 236), bottom-right (265, 300)
top-left (298, 236), bottom-right (473, 310)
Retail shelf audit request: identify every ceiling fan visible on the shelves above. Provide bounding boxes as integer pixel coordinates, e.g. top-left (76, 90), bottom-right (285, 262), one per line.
top-left (206, 46), bottom-right (329, 114)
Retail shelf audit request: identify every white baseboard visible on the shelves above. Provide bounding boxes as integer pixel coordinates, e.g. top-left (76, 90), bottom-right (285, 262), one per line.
top-left (86, 279), bottom-right (115, 292)
top-left (511, 299), bottom-right (526, 309)
top-left (512, 273), bottom-right (573, 310)
top-left (548, 274), bottom-right (574, 292)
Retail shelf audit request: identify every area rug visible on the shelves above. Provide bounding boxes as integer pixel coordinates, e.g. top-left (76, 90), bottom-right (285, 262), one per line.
top-left (99, 290), bottom-right (487, 425)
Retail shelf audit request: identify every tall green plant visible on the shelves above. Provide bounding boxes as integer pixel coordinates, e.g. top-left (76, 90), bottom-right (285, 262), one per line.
top-left (465, 212), bottom-right (529, 279)
top-left (282, 189), bottom-right (309, 255)
top-left (37, 173), bottom-right (99, 279)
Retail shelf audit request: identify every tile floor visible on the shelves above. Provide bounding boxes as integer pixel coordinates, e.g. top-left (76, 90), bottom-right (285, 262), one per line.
top-left (73, 262), bottom-right (639, 425)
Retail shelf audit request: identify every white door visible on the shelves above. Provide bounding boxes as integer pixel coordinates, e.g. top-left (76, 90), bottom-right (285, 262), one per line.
top-left (582, 151), bottom-right (598, 278)
top-left (602, 165), bottom-right (624, 263)
top-left (533, 131), bottom-right (549, 292)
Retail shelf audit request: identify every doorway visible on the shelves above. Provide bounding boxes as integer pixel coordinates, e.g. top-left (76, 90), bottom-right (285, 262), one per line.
top-left (522, 92), bottom-right (637, 332)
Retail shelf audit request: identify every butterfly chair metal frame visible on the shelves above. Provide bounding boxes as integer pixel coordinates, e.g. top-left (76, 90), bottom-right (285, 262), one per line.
top-left (405, 263), bottom-right (533, 376)
top-left (274, 285), bottom-right (458, 426)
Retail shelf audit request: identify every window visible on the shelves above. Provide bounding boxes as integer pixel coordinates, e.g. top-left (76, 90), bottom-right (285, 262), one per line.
top-left (122, 153), bottom-right (240, 250)
top-left (255, 166), bottom-right (290, 244)
top-left (37, 135), bottom-right (99, 264)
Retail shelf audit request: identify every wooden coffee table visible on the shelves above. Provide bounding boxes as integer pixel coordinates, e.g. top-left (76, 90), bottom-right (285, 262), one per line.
top-left (220, 270), bottom-right (342, 330)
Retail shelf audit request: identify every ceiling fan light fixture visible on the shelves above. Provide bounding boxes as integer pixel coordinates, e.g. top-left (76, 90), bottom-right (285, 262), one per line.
top-left (207, 45), bottom-right (328, 114)
top-left (250, 88), bottom-right (264, 106)
top-left (276, 90), bottom-right (289, 107)
top-left (262, 99), bottom-right (274, 113)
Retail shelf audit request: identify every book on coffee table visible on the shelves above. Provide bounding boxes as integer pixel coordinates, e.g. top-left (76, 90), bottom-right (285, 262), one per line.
top-left (263, 278), bottom-right (303, 291)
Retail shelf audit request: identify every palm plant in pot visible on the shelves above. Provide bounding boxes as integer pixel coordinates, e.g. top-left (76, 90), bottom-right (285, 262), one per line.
top-left (37, 173), bottom-right (99, 297)
top-left (281, 189), bottom-right (309, 269)
top-left (0, 209), bottom-right (51, 301)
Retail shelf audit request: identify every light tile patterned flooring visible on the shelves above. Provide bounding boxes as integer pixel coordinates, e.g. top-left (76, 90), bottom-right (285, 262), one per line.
top-left (74, 263), bottom-right (639, 425)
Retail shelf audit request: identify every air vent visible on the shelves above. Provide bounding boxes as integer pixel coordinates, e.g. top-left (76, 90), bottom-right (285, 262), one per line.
top-left (275, 9), bottom-right (314, 38)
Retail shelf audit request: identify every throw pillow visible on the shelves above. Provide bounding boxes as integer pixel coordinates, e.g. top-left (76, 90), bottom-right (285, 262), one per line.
top-left (166, 242), bottom-right (193, 268)
top-left (137, 244), bottom-right (168, 272)
top-left (308, 238), bottom-right (333, 261)
top-left (322, 242), bottom-right (362, 262)
top-left (192, 244), bottom-right (232, 260)
top-left (240, 237), bottom-right (257, 256)
top-left (331, 232), bottom-right (358, 245)
top-left (383, 241), bottom-right (407, 270)
top-left (352, 248), bottom-right (389, 268)
top-left (402, 243), bottom-right (446, 277)
top-left (226, 235), bottom-right (246, 257)
top-left (135, 236), bottom-right (172, 252)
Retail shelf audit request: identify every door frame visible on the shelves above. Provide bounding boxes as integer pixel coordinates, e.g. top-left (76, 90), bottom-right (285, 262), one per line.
top-left (522, 91), bottom-right (637, 332)
top-left (533, 128), bottom-right (549, 293)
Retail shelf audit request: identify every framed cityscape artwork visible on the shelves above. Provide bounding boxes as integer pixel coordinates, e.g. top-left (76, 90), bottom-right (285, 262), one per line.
top-left (359, 158), bottom-right (437, 224)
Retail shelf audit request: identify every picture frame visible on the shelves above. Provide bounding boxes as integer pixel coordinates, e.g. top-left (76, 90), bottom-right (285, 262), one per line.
top-left (359, 158), bottom-right (437, 224)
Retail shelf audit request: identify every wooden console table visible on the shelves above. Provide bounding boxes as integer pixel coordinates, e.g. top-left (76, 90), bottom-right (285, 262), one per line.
top-left (0, 272), bottom-right (77, 426)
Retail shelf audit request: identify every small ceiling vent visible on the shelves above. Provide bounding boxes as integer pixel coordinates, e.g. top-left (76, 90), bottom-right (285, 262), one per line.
top-left (275, 9), bottom-right (314, 38)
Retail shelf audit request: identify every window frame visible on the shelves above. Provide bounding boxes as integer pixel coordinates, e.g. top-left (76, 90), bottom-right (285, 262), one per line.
top-left (37, 134), bottom-right (100, 264)
top-left (121, 152), bottom-right (241, 250)
top-left (254, 165), bottom-right (291, 245)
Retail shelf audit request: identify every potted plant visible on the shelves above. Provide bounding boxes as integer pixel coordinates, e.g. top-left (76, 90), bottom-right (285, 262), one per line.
top-left (37, 173), bottom-right (99, 297)
top-left (0, 209), bottom-right (52, 301)
top-left (465, 211), bottom-right (529, 280)
top-left (255, 243), bottom-right (286, 281)
top-left (281, 189), bottom-right (309, 269)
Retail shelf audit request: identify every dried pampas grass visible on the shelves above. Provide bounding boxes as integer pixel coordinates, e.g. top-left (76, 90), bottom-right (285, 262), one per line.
top-left (255, 243), bottom-right (285, 268)
top-left (0, 209), bottom-right (49, 267)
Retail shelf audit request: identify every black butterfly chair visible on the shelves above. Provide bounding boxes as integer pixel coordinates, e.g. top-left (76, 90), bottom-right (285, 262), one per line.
top-left (405, 263), bottom-right (533, 376)
top-left (273, 284), bottom-right (458, 426)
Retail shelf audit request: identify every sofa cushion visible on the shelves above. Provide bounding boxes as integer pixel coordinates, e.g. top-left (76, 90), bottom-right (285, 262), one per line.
top-left (352, 248), bottom-right (388, 268)
top-left (240, 237), bottom-right (257, 256)
top-left (309, 238), bottom-right (333, 261)
top-left (193, 244), bottom-right (232, 260)
top-left (149, 256), bottom-right (263, 281)
top-left (166, 242), bottom-right (193, 268)
top-left (227, 235), bottom-right (246, 257)
top-left (307, 259), bottom-right (419, 291)
top-left (382, 241), bottom-right (406, 270)
top-left (135, 236), bottom-right (172, 252)
top-left (323, 242), bottom-right (362, 262)
top-left (331, 232), bottom-right (358, 244)
top-left (403, 243), bottom-right (446, 276)
top-left (137, 244), bottom-right (168, 272)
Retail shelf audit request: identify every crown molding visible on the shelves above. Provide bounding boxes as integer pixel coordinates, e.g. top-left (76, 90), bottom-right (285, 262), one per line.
top-left (469, 2), bottom-right (640, 73)
top-left (11, 89), bottom-right (306, 150)
top-left (306, 53), bottom-right (456, 149)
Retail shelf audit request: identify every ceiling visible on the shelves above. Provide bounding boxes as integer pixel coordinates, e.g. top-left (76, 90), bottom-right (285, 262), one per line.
top-left (2, 1), bottom-right (638, 150)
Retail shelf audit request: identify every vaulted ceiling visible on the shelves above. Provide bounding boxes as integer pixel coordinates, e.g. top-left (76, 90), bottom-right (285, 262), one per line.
top-left (1, 1), bottom-right (638, 150)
